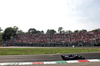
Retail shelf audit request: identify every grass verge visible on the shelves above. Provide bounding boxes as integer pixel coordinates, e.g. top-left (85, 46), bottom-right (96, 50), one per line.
top-left (0, 48), bottom-right (100, 55)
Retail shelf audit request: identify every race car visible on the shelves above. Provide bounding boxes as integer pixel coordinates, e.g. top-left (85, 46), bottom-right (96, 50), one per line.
top-left (61, 54), bottom-right (85, 60)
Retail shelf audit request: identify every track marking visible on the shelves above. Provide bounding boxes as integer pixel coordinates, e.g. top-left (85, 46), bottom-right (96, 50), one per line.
top-left (0, 59), bottom-right (100, 65)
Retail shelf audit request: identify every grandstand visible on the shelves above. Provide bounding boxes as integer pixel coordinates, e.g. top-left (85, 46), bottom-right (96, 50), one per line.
top-left (3, 31), bottom-right (100, 46)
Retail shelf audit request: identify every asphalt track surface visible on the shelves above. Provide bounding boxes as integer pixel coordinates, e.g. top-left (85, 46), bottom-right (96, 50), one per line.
top-left (0, 47), bottom-right (100, 66)
top-left (0, 52), bottom-right (100, 63)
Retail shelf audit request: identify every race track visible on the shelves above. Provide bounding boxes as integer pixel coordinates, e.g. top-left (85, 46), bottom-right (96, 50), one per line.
top-left (0, 52), bottom-right (100, 62)
top-left (0, 47), bottom-right (100, 66)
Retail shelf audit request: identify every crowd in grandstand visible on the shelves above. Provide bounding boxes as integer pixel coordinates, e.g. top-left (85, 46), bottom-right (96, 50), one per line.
top-left (4, 31), bottom-right (100, 46)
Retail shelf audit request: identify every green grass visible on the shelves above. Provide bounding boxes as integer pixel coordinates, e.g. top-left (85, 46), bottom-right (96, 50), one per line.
top-left (0, 48), bottom-right (100, 55)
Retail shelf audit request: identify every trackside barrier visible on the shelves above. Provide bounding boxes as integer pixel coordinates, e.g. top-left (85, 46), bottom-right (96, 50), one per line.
top-left (0, 59), bottom-right (100, 65)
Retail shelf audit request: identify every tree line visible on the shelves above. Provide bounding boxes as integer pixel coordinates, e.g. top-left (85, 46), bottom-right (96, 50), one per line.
top-left (0, 26), bottom-right (100, 41)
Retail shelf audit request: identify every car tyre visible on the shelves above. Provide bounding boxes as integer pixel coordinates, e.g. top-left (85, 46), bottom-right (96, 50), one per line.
top-left (61, 55), bottom-right (66, 60)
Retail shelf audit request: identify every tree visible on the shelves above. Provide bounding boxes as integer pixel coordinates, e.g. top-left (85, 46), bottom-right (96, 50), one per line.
top-left (74, 30), bottom-right (79, 33)
top-left (92, 28), bottom-right (100, 32)
top-left (13, 26), bottom-right (18, 31)
top-left (12, 26), bottom-right (18, 36)
top-left (41, 31), bottom-right (44, 34)
top-left (46, 29), bottom-right (56, 34)
top-left (66, 30), bottom-right (73, 34)
top-left (80, 29), bottom-right (87, 33)
top-left (28, 28), bottom-right (37, 34)
top-left (0, 27), bottom-right (3, 41)
top-left (2, 27), bottom-right (17, 41)
top-left (58, 27), bottom-right (63, 33)
top-left (0, 27), bottom-right (3, 33)
top-left (28, 28), bottom-right (44, 34)
top-left (62, 30), bottom-right (65, 34)
top-left (17, 30), bottom-right (24, 34)
top-left (37, 30), bottom-right (44, 34)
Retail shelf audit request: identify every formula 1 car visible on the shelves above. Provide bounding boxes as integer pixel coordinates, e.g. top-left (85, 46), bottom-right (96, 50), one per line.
top-left (61, 54), bottom-right (85, 60)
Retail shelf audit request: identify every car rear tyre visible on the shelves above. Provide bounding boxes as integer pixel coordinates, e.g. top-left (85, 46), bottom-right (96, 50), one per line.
top-left (61, 55), bottom-right (66, 60)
